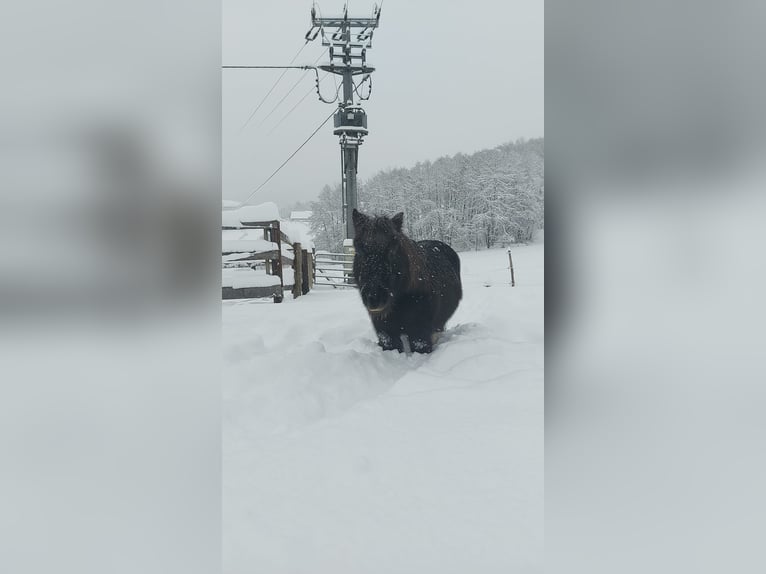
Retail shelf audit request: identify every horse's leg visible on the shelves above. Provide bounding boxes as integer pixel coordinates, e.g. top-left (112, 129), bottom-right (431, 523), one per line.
top-left (396, 295), bottom-right (436, 353)
top-left (408, 324), bottom-right (435, 354)
top-left (410, 337), bottom-right (433, 353)
top-left (377, 331), bottom-right (392, 350)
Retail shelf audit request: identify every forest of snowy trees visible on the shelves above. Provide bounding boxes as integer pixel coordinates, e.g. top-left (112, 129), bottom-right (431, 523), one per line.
top-left (309, 138), bottom-right (543, 253)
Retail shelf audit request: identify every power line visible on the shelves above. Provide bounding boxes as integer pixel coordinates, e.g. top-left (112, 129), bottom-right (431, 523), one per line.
top-left (238, 108), bottom-right (337, 207)
top-left (236, 41), bottom-right (309, 132)
top-left (266, 73), bottom-right (331, 136)
top-left (222, 65), bottom-right (313, 69)
top-left (255, 49), bottom-right (329, 130)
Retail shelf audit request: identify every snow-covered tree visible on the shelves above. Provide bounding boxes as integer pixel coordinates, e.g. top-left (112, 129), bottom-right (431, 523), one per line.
top-left (309, 184), bottom-right (345, 252)
top-left (309, 137), bottom-right (544, 252)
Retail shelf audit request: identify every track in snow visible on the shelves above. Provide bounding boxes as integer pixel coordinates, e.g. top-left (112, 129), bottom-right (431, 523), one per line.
top-left (223, 243), bottom-right (543, 573)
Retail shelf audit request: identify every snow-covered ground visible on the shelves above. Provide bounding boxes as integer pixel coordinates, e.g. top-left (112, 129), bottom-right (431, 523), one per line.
top-left (222, 242), bottom-right (544, 573)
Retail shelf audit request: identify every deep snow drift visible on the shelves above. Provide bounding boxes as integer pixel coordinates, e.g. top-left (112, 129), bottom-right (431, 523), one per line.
top-left (223, 243), bottom-right (543, 573)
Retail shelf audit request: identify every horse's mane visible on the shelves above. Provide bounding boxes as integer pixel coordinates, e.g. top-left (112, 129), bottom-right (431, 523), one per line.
top-left (359, 214), bottom-right (430, 292)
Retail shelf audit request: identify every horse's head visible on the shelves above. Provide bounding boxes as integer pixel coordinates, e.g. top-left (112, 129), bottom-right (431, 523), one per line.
top-left (352, 209), bottom-right (407, 315)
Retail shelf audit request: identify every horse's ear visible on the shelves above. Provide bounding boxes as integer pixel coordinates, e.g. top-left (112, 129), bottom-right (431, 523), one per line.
top-left (392, 212), bottom-right (404, 232)
top-left (352, 208), bottom-right (368, 230)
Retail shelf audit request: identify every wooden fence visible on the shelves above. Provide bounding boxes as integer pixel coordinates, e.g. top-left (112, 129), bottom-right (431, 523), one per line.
top-left (222, 220), bottom-right (313, 302)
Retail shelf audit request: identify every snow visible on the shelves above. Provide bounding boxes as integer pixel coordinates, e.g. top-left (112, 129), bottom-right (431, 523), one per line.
top-left (222, 201), bottom-right (281, 227)
top-left (222, 253), bottom-right (259, 263)
top-left (289, 210), bottom-right (313, 220)
top-left (279, 219), bottom-right (314, 250)
top-left (222, 268), bottom-right (281, 289)
top-left (223, 243), bottom-right (543, 573)
top-left (221, 230), bottom-right (278, 254)
top-left (221, 202), bottom-right (314, 250)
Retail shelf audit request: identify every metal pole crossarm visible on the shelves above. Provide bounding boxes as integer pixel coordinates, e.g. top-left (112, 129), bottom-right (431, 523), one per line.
top-left (325, 42), bottom-right (370, 50)
top-left (311, 18), bottom-right (380, 28)
top-left (319, 65), bottom-right (375, 76)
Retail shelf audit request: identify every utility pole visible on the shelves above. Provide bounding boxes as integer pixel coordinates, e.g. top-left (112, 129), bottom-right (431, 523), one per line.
top-left (306, 3), bottom-right (381, 240)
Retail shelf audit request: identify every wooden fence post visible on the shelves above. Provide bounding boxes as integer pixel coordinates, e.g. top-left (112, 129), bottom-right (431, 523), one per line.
top-left (293, 242), bottom-right (303, 299)
top-left (272, 222), bottom-right (284, 302)
top-left (272, 222), bottom-right (283, 287)
top-left (301, 249), bottom-right (310, 294)
top-left (508, 249), bottom-right (516, 287)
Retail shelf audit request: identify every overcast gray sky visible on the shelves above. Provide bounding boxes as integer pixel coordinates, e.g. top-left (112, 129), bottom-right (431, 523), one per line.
top-left (223, 0), bottom-right (543, 208)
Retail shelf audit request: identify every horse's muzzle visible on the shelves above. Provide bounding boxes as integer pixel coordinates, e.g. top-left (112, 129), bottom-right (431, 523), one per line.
top-left (361, 284), bottom-right (390, 314)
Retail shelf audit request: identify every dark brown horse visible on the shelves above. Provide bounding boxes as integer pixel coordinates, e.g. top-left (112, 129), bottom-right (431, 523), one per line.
top-left (352, 209), bottom-right (462, 353)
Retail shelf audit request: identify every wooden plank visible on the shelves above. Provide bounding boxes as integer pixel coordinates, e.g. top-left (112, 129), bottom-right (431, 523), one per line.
top-left (239, 220), bottom-right (281, 228)
top-left (222, 284), bottom-right (283, 300)
top-left (222, 250), bottom-right (280, 261)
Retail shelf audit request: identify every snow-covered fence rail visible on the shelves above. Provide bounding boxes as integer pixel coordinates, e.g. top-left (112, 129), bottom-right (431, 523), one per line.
top-left (222, 220), bottom-right (290, 302)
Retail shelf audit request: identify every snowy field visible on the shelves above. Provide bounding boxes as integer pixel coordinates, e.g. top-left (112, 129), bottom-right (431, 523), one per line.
top-left (223, 242), bottom-right (543, 573)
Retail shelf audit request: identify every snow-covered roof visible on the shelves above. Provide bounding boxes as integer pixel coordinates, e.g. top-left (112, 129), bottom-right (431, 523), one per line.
top-left (222, 201), bottom-right (281, 227)
top-left (290, 211), bottom-right (313, 220)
